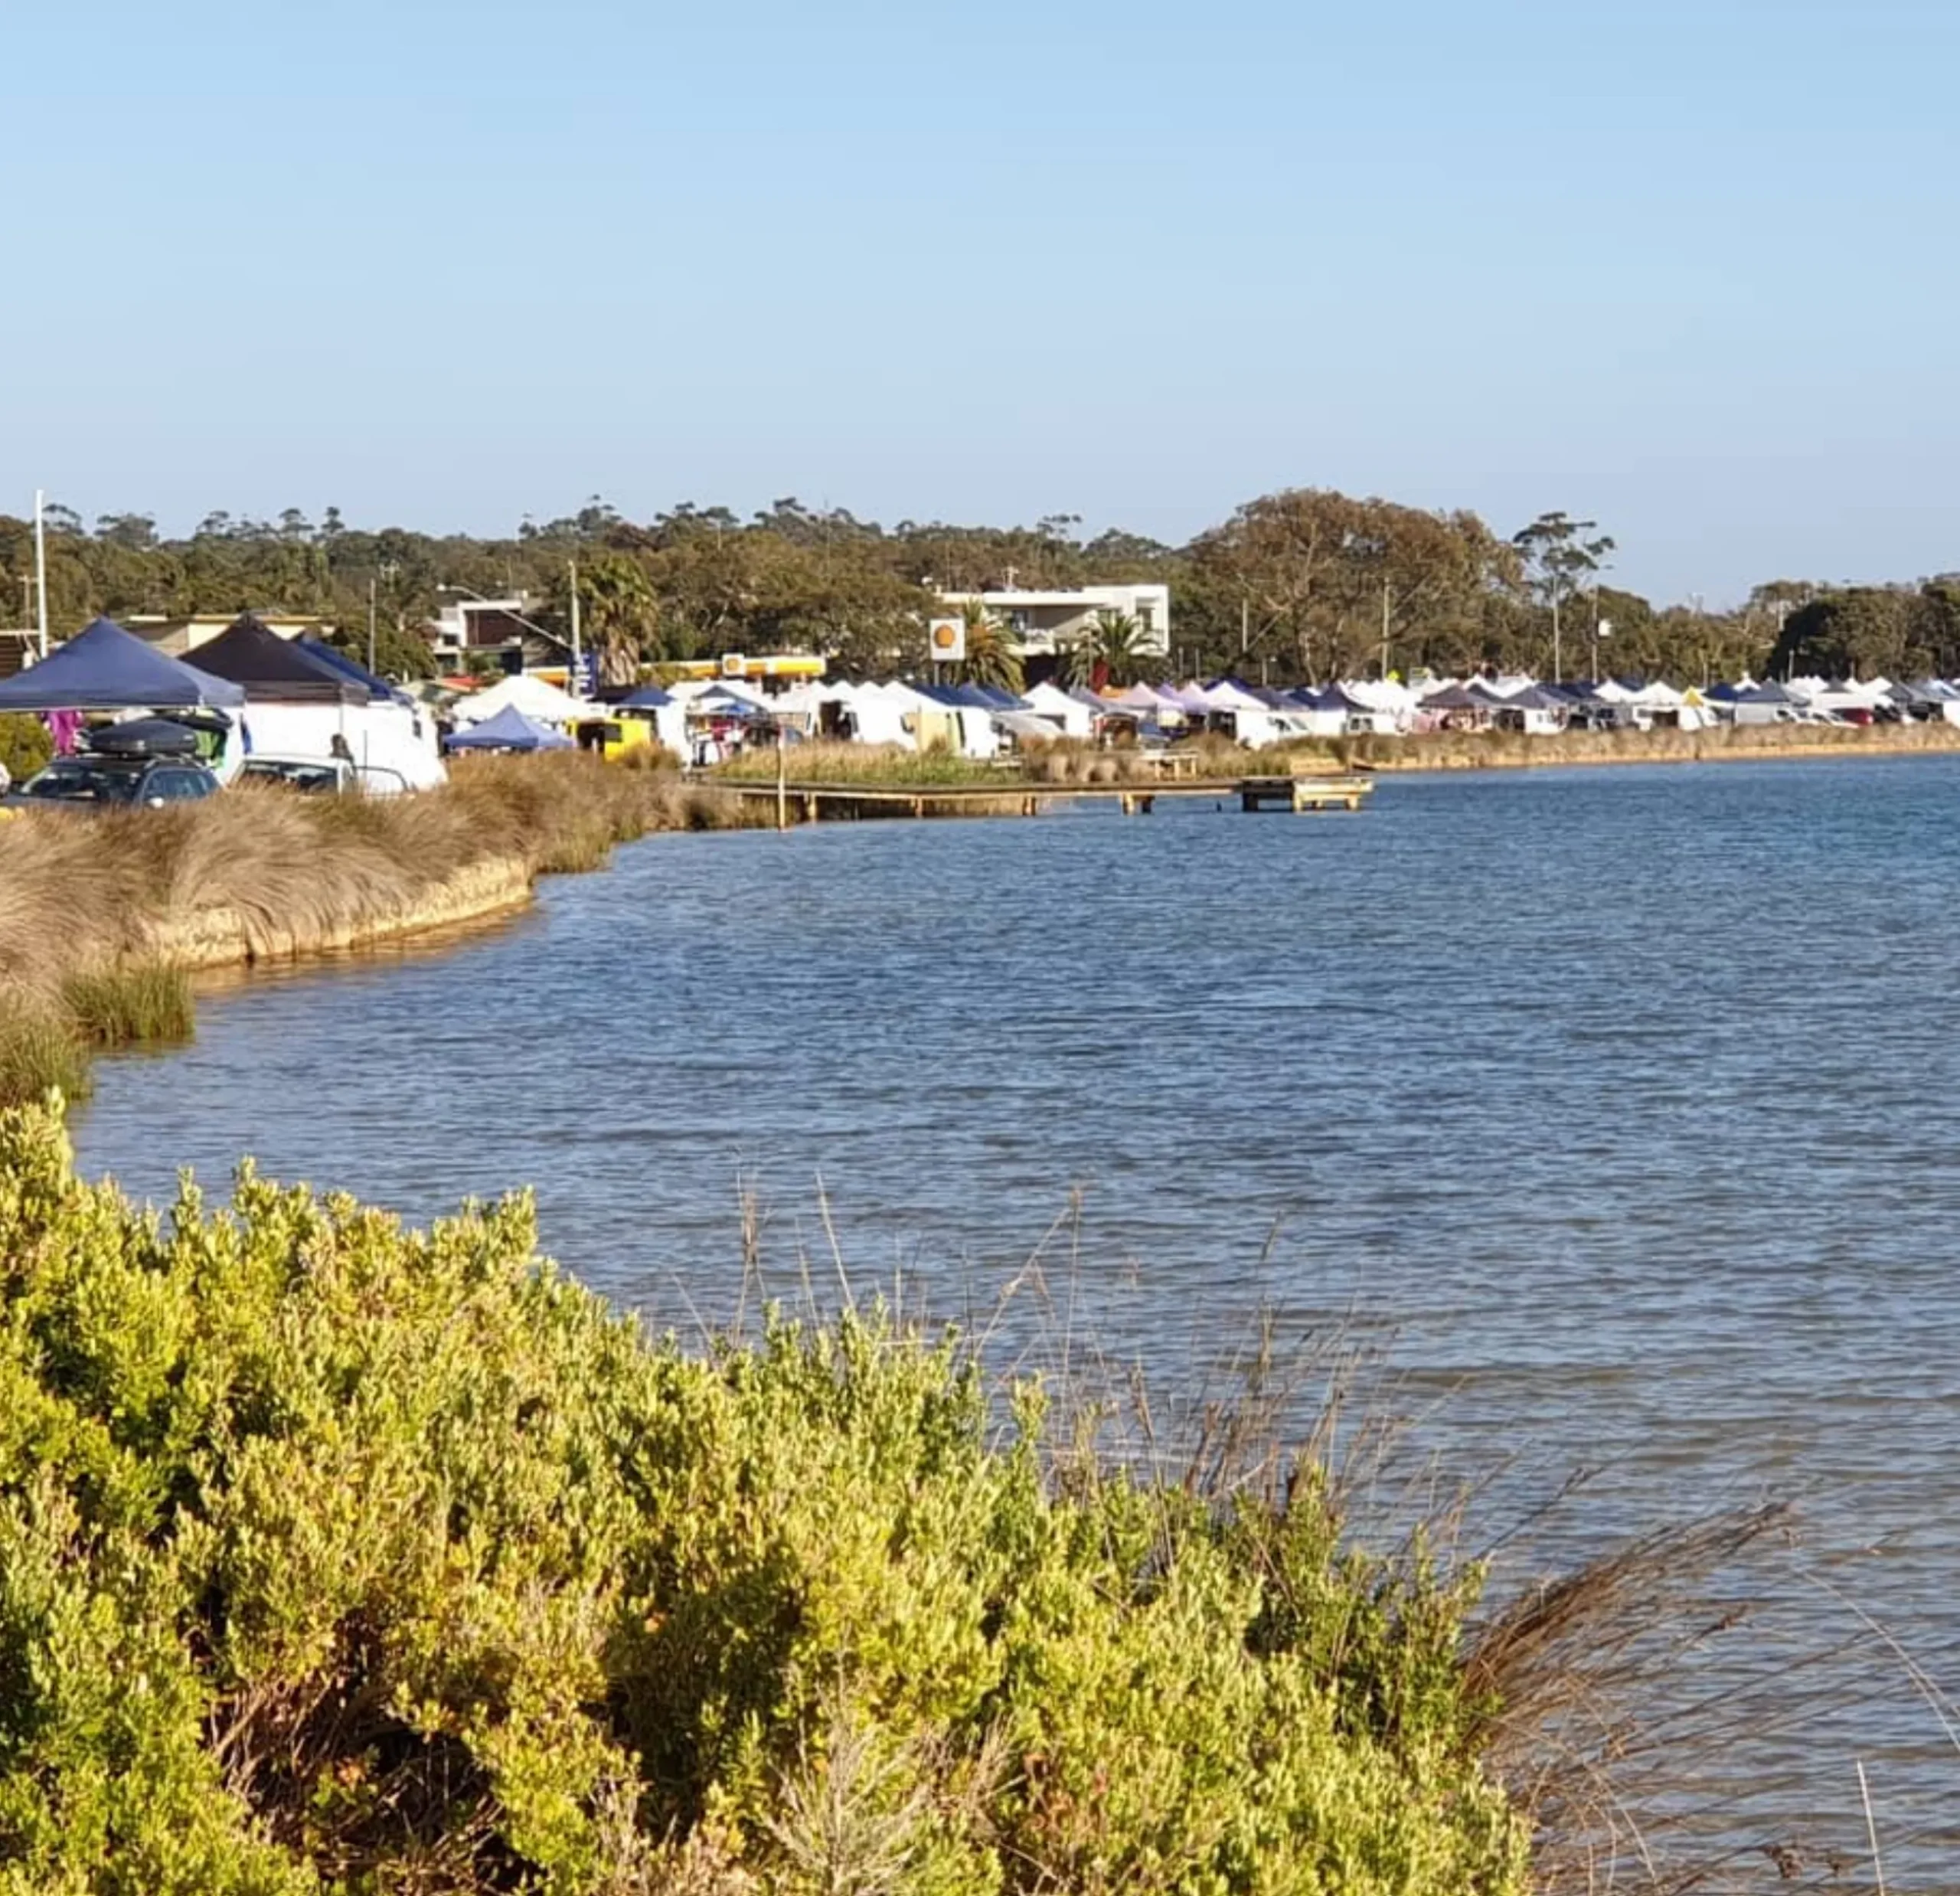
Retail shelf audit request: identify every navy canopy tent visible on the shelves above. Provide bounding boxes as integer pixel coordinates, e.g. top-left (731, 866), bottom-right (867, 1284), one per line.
top-left (0, 618), bottom-right (245, 711)
top-left (616, 685), bottom-right (675, 710)
top-left (445, 705), bottom-right (573, 752)
top-left (190, 616), bottom-right (364, 704)
top-left (297, 637), bottom-right (413, 704)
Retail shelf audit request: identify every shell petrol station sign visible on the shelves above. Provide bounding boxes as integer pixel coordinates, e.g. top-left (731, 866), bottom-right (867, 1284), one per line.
top-left (927, 616), bottom-right (966, 664)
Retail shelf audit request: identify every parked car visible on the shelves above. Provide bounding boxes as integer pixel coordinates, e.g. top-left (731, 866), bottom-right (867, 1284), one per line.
top-left (2, 753), bottom-right (220, 810)
top-left (237, 757), bottom-right (410, 795)
top-left (2, 720), bottom-right (220, 811)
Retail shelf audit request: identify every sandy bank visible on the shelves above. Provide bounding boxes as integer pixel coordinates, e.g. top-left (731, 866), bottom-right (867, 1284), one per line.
top-left (143, 855), bottom-right (535, 971)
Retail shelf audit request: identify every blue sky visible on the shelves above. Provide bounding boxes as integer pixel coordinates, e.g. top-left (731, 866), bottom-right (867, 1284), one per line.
top-left (5, 0), bottom-right (1956, 602)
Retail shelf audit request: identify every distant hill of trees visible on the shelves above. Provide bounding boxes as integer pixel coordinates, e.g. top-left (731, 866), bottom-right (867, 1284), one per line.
top-left (3, 492), bottom-right (1955, 685)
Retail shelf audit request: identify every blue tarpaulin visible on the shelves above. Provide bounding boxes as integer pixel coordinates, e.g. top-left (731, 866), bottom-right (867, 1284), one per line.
top-left (0, 617), bottom-right (246, 711)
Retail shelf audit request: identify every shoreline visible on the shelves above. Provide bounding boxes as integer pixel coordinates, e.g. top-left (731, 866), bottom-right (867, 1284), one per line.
top-left (146, 855), bottom-right (536, 971)
top-left (1338, 721), bottom-right (1960, 773)
top-left (0, 755), bottom-right (762, 1107)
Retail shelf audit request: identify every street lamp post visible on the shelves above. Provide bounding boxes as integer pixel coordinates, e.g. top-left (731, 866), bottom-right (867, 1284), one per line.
top-left (33, 490), bottom-right (48, 658)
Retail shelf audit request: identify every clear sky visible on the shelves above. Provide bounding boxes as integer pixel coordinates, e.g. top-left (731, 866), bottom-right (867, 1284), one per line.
top-left (5, 0), bottom-right (1957, 602)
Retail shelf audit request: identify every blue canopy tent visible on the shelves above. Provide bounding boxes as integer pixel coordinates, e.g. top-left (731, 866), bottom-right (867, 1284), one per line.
top-left (297, 636), bottom-right (413, 705)
top-left (616, 685), bottom-right (675, 710)
top-left (444, 704), bottom-right (573, 752)
top-left (0, 617), bottom-right (245, 711)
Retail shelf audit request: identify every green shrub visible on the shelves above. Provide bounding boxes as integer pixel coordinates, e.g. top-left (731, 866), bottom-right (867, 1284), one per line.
top-left (0, 714), bottom-right (51, 785)
top-left (0, 1100), bottom-right (1530, 1895)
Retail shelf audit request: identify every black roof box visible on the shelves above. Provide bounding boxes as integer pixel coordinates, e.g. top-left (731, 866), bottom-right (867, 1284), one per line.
top-left (83, 718), bottom-right (202, 759)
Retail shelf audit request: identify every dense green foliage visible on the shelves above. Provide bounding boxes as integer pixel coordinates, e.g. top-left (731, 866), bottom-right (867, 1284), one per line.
top-left (13, 490), bottom-right (1951, 688)
top-left (0, 715), bottom-right (51, 784)
top-left (0, 1099), bottom-right (1528, 1894)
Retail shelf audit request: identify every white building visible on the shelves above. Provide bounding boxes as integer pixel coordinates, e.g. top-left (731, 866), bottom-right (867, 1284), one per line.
top-left (942, 584), bottom-right (1171, 662)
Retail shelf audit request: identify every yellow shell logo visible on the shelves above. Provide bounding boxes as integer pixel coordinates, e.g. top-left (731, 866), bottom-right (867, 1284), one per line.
top-left (932, 623), bottom-right (961, 651)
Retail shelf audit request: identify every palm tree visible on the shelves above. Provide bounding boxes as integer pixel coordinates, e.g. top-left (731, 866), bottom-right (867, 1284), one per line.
top-left (559, 554), bottom-right (660, 686)
top-left (1060, 610), bottom-right (1149, 689)
top-left (954, 598), bottom-right (1024, 694)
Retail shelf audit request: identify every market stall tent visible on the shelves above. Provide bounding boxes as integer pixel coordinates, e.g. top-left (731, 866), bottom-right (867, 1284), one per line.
top-left (0, 617), bottom-right (245, 711)
top-left (444, 705), bottom-right (573, 751)
top-left (449, 672), bottom-right (593, 727)
top-left (191, 615), bottom-right (446, 789)
top-left (615, 685), bottom-right (687, 755)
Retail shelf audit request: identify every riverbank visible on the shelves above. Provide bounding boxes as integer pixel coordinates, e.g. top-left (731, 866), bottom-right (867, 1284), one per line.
top-left (1312, 718), bottom-right (1960, 772)
top-left (0, 753), bottom-right (760, 1105)
top-left (0, 1092), bottom-right (1816, 1895)
top-left (710, 722), bottom-right (1960, 799)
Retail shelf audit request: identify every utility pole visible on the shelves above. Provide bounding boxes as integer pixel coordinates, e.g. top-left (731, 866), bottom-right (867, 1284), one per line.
top-left (1551, 587), bottom-right (1562, 685)
top-left (367, 576), bottom-right (378, 675)
top-left (1380, 580), bottom-right (1391, 680)
top-left (33, 489), bottom-right (48, 657)
top-left (568, 556), bottom-right (583, 692)
top-left (1240, 597), bottom-right (1249, 658)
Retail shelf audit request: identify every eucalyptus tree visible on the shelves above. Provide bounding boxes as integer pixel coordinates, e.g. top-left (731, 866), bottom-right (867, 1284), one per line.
top-left (1511, 512), bottom-right (1615, 682)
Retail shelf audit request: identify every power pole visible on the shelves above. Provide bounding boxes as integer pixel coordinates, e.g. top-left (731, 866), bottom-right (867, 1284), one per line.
top-left (568, 557), bottom-right (583, 691)
top-left (1551, 587), bottom-right (1563, 685)
top-left (1380, 580), bottom-right (1391, 680)
top-left (33, 489), bottom-right (48, 657)
top-left (367, 576), bottom-right (378, 675)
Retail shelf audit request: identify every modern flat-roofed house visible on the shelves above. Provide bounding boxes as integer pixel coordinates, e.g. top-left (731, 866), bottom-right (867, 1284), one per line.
top-left (425, 596), bottom-right (573, 674)
top-left (942, 584), bottom-right (1171, 665)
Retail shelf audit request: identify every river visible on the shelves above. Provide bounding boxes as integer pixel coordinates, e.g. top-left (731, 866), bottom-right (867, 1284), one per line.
top-left (74, 760), bottom-right (1960, 1885)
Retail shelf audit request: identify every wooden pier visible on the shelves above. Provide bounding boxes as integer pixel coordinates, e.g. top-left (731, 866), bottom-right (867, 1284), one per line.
top-left (722, 773), bottom-right (1374, 824)
top-left (1237, 775), bottom-right (1370, 814)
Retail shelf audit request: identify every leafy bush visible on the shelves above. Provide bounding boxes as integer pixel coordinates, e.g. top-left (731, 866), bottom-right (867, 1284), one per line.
top-left (0, 1100), bottom-right (1527, 1895)
top-left (0, 714), bottom-right (51, 785)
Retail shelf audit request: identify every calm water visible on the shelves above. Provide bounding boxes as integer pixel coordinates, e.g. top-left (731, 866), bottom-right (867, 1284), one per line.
top-left (75, 760), bottom-right (1960, 1882)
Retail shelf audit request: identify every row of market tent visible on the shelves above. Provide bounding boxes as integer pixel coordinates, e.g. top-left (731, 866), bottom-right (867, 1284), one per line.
top-left (0, 616), bottom-right (448, 788)
top-left (12, 618), bottom-right (1960, 781)
top-left (443, 667), bottom-right (1960, 763)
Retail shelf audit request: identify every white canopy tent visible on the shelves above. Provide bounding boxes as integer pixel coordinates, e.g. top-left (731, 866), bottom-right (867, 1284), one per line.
top-left (1021, 680), bottom-right (1095, 739)
top-left (849, 681), bottom-right (925, 750)
top-left (449, 672), bottom-right (596, 728)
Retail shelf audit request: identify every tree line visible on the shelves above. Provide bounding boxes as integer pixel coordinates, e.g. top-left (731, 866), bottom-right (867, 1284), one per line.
top-left (2, 492), bottom-right (1953, 686)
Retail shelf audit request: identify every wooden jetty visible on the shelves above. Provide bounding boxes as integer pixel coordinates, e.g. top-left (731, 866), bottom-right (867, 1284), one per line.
top-left (1236, 775), bottom-right (1371, 814)
top-left (722, 773), bottom-right (1374, 825)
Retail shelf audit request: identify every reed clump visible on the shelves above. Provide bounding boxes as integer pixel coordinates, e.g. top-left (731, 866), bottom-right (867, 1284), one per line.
top-left (0, 1009), bottom-right (90, 1103)
top-left (59, 963), bottom-right (195, 1047)
top-left (0, 752), bottom-right (766, 1106)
